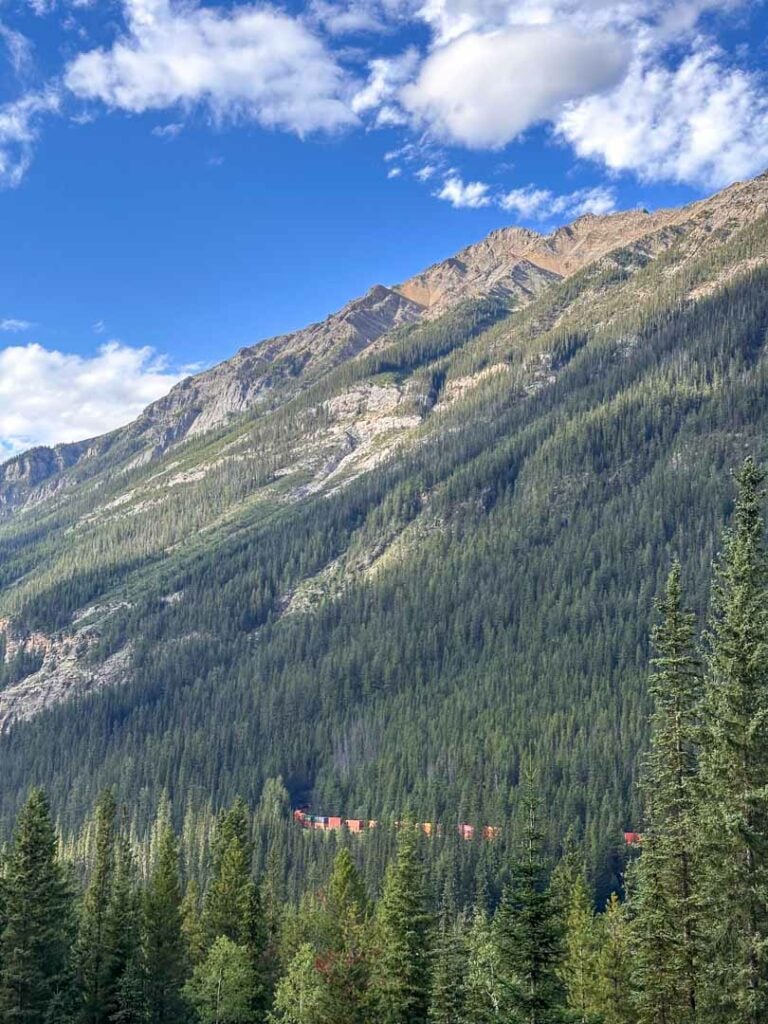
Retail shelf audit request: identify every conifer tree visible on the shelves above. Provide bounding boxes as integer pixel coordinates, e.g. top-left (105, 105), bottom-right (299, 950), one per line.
top-left (696, 458), bottom-right (768, 1024)
top-left (370, 825), bottom-right (432, 1024)
top-left (462, 903), bottom-right (501, 1024)
top-left (143, 822), bottom-right (188, 1024)
top-left (428, 879), bottom-right (466, 1024)
top-left (0, 788), bottom-right (76, 1024)
top-left (559, 871), bottom-right (601, 1023)
top-left (181, 879), bottom-right (205, 967)
top-left (320, 848), bottom-right (370, 1024)
top-left (203, 799), bottom-right (269, 1019)
top-left (494, 779), bottom-right (566, 1024)
top-left (632, 562), bottom-right (701, 1024)
top-left (77, 789), bottom-right (118, 1024)
top-left (595, 894), bottom-right (632, 1024)
top-left (104, 832), bottom-right (147, 1024)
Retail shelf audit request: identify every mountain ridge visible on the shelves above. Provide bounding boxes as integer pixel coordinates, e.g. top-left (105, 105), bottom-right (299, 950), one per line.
top-left (5, 170), bottom-right (767, 518)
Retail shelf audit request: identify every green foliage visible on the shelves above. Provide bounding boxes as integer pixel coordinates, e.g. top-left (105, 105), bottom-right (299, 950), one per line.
top-left (631, 563), bottom-right (701, 1023)
top-left (696, 458), bottom-right (768, 1023)
top-left (184, 936), bottom-right (259, 1024)
top-left (371, 826), bottom-right (433, 1024)
top-left (76, 788), bottom-right (118, 1024)
top-left (0, 788), bottom-right (76, 1024)
top-left (143, 822), bottom-right (188, 1024)
top-left (494, 782), bottom-right (566, 1023)
top-left (559, 872), bottom-right (602, 1024)
top-left (594, 895), bottom-right (632, 1024)
top-left (269, 944), bottom-right (326, 1024)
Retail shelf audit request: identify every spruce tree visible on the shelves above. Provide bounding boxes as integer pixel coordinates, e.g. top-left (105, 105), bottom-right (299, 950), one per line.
top-left (696, 458), bottom-right (768, 1024)
top-left (104, 832), bottom-right (147, 1024)
top-left (142, 822), bottom-right (188, 1024)
top-left (632, 562), bottom-right (701, 1024)
top-left (428, 880), bottom-right (466, 1024)
top-left (320, 848), bottom-right (370, 1024)
top-left (0, 788), bottom-right (76, 1024)
top-left (370, 825), bottom-right (432, 1024)
top-left (76, 789), bottom-right (118, 1024)
top-left (595, 894), bottom-right (632, 1024)
top-left (559, 871), bottom-right (601, 1023)
top-left (494, 780), bottom-right (566, 1024)
top-left (181, 879), bottom-right (205, 967)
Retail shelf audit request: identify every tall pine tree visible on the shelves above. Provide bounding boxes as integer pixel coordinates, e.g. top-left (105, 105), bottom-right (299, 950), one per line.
top-left (143, 822), bottom-right (188, 1024)
top-left (370, 825), bottom-right (432, 1024)
top-left (696, 458), bottom-right (768, 1024)
top-left (632, 562), bottom-right (701, 1024)
top-left (76, 789), bottom-right (118, 1024)
top-left (494, 777), bottom-right (566, 1024)
top-left (0, 788), bottom-right (76, 1024)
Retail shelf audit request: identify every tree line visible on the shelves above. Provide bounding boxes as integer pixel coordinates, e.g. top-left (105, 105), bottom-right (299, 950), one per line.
top-left (2, 457), bottom-right (768, 1022)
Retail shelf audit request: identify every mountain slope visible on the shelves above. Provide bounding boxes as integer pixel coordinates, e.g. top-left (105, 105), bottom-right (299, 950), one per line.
top-left (6, 170), bottom-right (764, 521)
top-left (1, 172), bottom-right (768, 863)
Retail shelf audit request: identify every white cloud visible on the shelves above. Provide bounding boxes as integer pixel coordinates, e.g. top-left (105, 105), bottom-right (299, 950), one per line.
top-left (557, 46), bottom-right (768, 188)
top-left (434, 173), bottom-right (616, 218)
top-left (0, 341), bottom-right (186, 456)
top-left (387, 165), bottom-right (402, 178)
top-left (151, 121), bottom-right (183, 138)
top-left (0, 23), bottom-right (33, 74)
top-left (414, 0), bottom-right (744, 46)
top-left (310, 0), bottom-right (390, 35)
top-left (499, 183), bottom-right (616, 219)
top-left (435, 173), bottom-right (491, 208)
top-left (0, 319), bottom-right (33, 332)
top-left (401, 25), bottom-right (630, 148)
top-left (0, 90), bottom-right (60, 187)
top-left (64, 0), bottom-right (356, 135)
top-left (352, 48), bottom-right (420, 124)
top-left (415, 163), bottom-right (436, 180)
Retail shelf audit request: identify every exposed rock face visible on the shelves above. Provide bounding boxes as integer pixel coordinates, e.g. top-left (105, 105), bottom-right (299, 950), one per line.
top-left (0, 441), bottom-right (93, 515)
top-left (0, 616), bottom-right (133, 733)
top-left (0, 641), bottom-right (132, 734)
top-left (394, 173), bottom-right (768, 315)
top-left (148, 284), bottom-right (426, 441)
top-left (2, 170), bottom-right (768, 522)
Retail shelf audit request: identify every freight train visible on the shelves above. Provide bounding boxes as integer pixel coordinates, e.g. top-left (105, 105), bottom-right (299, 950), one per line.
top-left (293, 809), bottom-right (501, 840)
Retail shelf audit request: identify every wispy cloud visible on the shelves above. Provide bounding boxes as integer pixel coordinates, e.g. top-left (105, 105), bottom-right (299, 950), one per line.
top-left (434, 174), bottom-right (617, 221)
top-left (0, 318), bottom-right (33, 332)
top-left (151, 121), bottom-right (183, 139)
top-left (0, 89), bottom-right (60, 187)
top-left (499, 184), bottom-right (617, 220)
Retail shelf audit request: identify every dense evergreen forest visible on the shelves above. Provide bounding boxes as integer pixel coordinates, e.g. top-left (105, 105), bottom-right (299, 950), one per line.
top-left (3, 458), bottom-right (768, 1024)
top-left (2, 201), bottom-right (768, 889)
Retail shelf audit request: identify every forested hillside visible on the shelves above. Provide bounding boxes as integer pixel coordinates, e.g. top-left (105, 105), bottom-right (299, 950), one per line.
top-left (1, 172), bottom-right (768, 885)
top-left (4, 460), bottom-right (768, 1023)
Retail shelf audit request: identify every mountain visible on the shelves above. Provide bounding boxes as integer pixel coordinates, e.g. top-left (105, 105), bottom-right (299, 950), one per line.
top-left (1, 171), bottom-right (767, 864)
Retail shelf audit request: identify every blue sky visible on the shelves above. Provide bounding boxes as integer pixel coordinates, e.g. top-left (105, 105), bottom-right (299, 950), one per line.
top-left (0, 0), bottom-right (767, 455)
